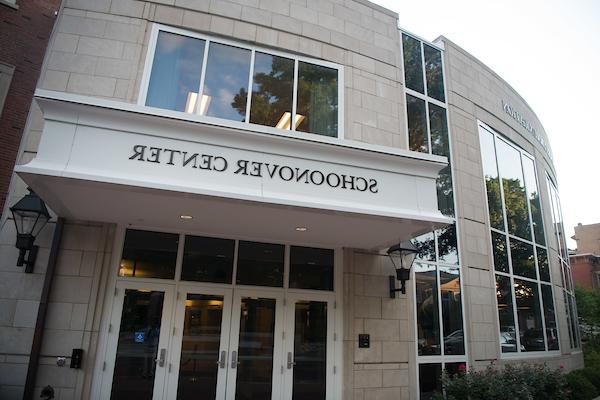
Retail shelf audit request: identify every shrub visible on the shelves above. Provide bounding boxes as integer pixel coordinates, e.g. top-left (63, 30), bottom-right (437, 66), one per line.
top-left (442, 363), bottom-right (568, 400)
top-left (579, 368), bottom-right (600, 392)
top-left (564, 370), bottom-right (598, 400)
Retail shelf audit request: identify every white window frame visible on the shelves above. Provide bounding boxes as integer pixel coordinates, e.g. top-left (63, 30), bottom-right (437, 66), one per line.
top-left (478, 121), bottom-right (562, 359)
top-left (138, 24), bottom-right (345, 141)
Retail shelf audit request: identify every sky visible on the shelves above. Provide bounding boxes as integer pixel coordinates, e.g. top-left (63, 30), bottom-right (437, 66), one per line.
top-left (372, 0), bottom-right (600, 248)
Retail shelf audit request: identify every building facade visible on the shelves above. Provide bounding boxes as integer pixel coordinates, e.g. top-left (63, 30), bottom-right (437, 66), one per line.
top-left (0, 1), bottom-right (582, 399)
top-left (571, 222), bottom-right (600, 289)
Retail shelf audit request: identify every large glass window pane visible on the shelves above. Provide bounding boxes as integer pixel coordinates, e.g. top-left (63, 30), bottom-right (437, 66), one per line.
top-left (412, 232), bottom-right (435, 262)
top-left (146, 32), bottom-right (205, 113)
top-left (437, 224), bottom-right (458, 264)
top-left (415, 263), bottom-right (440, 355)
top-left (202, 42), bottom-right (251, 121)
top-left (541, 285), bottom-right (559, 351)
top-left (402, 34), bottom-right (424, 93)
top-left (181, 235), bottom-right (235, 284)
top-left (177, 294), bottom-right (224, 400)
top-left (292, 301), bottom-right (327, 400)
top-left (249, 52), bottom-right (294, 128)
top-left (424, 44), bottom-right (445, 102)
top-left (496, 139), bottom-right (531, 240)
top-left (496, 275), bottom-right (517, 353)
top-left (437, 166), bottom-right (454, 217)
top-left (564, 291), bottom-right (574, 348)
top-left (296, 62), bottom-right (338, 137)
top-left (536, 247), bottom-right (550, 282)
top-left (479, 128), bottom-right (504, 230)
top-left (419, 363), bottom-right (442, 400)
top-left (510, 238), bottom-right (536, 279)
top-left (567, 294), bottom-right (579, 348)
top-left (491, 231), bottom-right (509, 273)
top-left (236, 241), bottom-right (284, 287)
top-left (440, 267), bottom-right (464, 355)
top-left (235, 297), bottom-right (276, 400)
top-left (111, 290), bottom-right (165, 400)
top-left (522, 156), bottom-right (545, 245)
top-left (429, 104), bottom-right (449, 157)
top-left (407, 94), bottom-right (428, 153)
top-left (119, 230), bottom-right (178, 279)
top-left (514, 279), bottom-right (544, 352)
top-left (289, 246), bottom-right (334, 291)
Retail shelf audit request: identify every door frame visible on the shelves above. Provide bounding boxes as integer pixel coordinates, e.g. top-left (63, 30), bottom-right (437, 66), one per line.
top-left (91, 224), bottom-right (344, 400)
top-left (281, 291), bottom-right (336, 400)
top-left (98, 280), bottom-right (176, 400)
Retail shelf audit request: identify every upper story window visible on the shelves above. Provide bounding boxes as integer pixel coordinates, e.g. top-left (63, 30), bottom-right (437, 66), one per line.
top-left (401, 33), bottom-right (453, 218)
top-left (479, 122), bottom-right (560, 355)
top-left (547, 175), bottom-right (580, 349)
top-left (141, 25), bottom-right (341, 138)
top-left (0, 62), bottom-right (15, 117)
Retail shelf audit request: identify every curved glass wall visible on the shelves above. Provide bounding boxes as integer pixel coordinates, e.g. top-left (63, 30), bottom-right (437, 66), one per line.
top-left (479, 122), bottom-right (560, 354)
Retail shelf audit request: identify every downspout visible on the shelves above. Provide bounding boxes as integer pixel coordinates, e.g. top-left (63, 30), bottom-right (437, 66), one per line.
top-left (23, 217), bottom-right (65, 400)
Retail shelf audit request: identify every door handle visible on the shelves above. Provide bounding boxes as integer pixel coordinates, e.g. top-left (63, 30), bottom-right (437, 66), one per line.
top-left (287, 352), bottom-right (295, 369)
top-left (155, 348), bottom-right (166, 367)
top-left (217, 350), bottom-right (227, 368)
top-left (231, 350), bottom-right (239, 369)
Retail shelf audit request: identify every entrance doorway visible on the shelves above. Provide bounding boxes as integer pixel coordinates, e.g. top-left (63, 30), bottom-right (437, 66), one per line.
top-left (97, 229), bottom-right (337, 400)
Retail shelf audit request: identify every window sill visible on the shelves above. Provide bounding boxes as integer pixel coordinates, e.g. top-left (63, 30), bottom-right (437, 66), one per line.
top-left (0, 0), bottom-right (18, 10)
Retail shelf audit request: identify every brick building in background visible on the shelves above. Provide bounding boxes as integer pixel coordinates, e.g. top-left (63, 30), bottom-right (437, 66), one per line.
top-left (0, 0), bottom-right (60, 214)
top-left (571, 223), bottom-right (600, 289)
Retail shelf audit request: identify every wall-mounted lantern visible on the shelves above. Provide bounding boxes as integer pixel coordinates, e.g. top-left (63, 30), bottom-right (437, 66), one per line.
top-left (10, 188), bottom-right (50, 273)
top-left (388, 240), bottom-right (418, 298)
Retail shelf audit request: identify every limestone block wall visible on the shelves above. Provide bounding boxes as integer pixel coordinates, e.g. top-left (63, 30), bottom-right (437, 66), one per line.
top-left (343, 249), bottom-right (414, 400)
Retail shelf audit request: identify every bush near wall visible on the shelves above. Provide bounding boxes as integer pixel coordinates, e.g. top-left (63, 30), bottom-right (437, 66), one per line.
top-left (440, 363), bottom-right (600, 400)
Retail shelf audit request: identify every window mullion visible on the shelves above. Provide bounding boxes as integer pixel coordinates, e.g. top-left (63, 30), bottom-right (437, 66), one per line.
top-left (244, 49), bottom-right (256, 123)
top-left (509, 274), bottom-right (522, 353)
top-left (195, 39), bottom-right (210, 115)
top-left (291, 59), bottom-right (299, 132)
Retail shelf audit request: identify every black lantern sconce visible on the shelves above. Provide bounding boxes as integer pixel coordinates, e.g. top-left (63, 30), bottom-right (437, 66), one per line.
top-left (9, 188), bottom-right (50, 273)
top-left (388, 240), bottom-right (418, 298)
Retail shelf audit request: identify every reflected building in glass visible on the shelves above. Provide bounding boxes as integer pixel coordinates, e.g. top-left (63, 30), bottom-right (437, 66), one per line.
top-left (0, 1), bottom-right (582, 400)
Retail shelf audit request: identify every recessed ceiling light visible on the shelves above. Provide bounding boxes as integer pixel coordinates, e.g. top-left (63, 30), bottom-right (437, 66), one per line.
top-left (180, 215), bottom-right (193, 220)
top-left (295, 226), bottom-right (308, 232)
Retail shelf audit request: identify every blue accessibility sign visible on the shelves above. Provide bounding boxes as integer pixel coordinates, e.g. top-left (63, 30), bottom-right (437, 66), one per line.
top-left (134, 331), bottom-right (145, 343)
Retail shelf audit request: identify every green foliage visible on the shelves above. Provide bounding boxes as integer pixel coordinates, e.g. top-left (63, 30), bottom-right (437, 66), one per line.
top-left (579, 368), bottom-right (600, 391)
top-left (442, 364), bottom-right (568, 400)
top-left (564, 370), bottom-right (598, 400)
top-left (575, 286), bottom-right (600, 326)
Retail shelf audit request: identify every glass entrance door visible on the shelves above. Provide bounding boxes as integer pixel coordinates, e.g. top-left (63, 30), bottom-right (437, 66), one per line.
top-left (226, 290), bottom-right (284, 400)
top-left (100, 281), bottom-right (175, 400)
top-left (282, 294), bottom-right (334, 400)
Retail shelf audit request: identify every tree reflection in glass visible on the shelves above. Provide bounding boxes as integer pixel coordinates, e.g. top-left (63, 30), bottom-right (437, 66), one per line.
top-left (416, 263), bottom-right (440, 356)
top-left (496, 275), bottom-right (517, 352)
top-left (204, 43), bottom-right (251, 122)
top-left (510, 238), bottom-right (536, 279)
top-left (522, 156), bottom-right (545, 245)
top-left (440, 267), bottom-right (464, 355)
top-left (479, 128), bottom-right (504, 230)
top-left (402, 34), bottom-right (424, 94)
top-left (412, 232), bottom-right (435, 262)
top-left (296, 62), bottom-right (338, 137)
top-left (424, 44), bottom-right (445, 102)
top-left (536, 247), bottom-right (550, 282)
top-left (496, 139), bottom-right (531, 241)
top-left (437, 225), bottom-right (458, 264)
top-left (514, 279), bottom-right (545, 352)
top-left (248, 52), bottom-right (294, 128)
top-left (491, 231), bottom-right (509, 273)
top-left (407, 94), bottom-right (428, 153)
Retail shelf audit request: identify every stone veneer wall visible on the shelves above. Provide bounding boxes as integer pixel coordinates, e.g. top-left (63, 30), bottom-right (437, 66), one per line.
top-left (440, 36), bottom-right (584, 370)
top-left (343, 249), bottom-right (414, 400)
